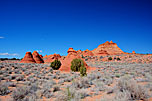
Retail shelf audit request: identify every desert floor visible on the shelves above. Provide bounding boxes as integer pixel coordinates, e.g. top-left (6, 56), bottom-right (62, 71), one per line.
top-left (0, 60), bottom-right (152, 101)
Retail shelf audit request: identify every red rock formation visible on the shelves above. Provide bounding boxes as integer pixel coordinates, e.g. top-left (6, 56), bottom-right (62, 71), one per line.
top-left (20, 52), bottom-right (36, 63)
top-left (43, 55), bottom-right (48, 58)
top-left (32, 51), bottom-right (44, 63)
top-left (60, 48), bottom-right (89, 72)
top-left (39, 55), bottom-right (43, 58)
top-left (44, 54), bottom-right (61, 63)
top-left (132, 51), bottom-right (136, 54)
top-left (92, 41), bottom-right (124, 56)
top-left (82, 49), bottom-right (94, 57)
top-left (77, 50), bottom-right (82, 54)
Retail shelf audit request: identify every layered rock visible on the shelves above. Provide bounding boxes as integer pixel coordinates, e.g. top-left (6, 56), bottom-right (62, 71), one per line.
top-left (20, 52), bottom-right (36, 63)
top-left (92, 41), bottom-right (124, 56)
top-left (82, 49), bottom-right (94, 57)
top-left (44, 54), bottom-right (61, 63)
top-left (32, 51), bottom-right (44, 63)
top-left (39, 55), bottom-right (43, 58)
top-left (60, 48), bottom-right (89, 72)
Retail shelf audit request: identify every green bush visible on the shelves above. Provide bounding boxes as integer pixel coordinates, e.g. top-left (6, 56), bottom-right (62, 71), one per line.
top-left (108, 57), bottom-right (112, 61)
top-left (71, 59), bottom-right (84, 72)
top-left (50, 60), bottom-right (61, 70)
top-left (81, 55), bottom-right (85, 59)
top-left (117, 57), bottom-right (121, 61)
top-left (80, 66), bottom-right (87, 76)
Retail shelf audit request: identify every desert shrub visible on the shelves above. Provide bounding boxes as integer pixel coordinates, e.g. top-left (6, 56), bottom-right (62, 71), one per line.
top-left (58, 79), bottom-right (65, 84)
top-left (92, 80), bottom-right (105, 92)
top-left (80, 66), bottom-right (87, 76)
top-left (55, 92), bottom-right (69, 101)
top-left (81, 55), bottom-right (85, 59)
top-left (26, 94), bottom-right (37, 101)
top-left (71, 58), bottom-right (84, 72)
top-left (74, 88), bottom-right (89, 99)
top-left (145, 73), bottom-right (152, 82)
top-left (0, 83), bottom-right (10, 95)
top-left (56, 89), bottom-right (71, 101)
top-left (70, 77), bottom-right (91, 89)
top-left (100, 56), bottom-right (103, 59)
top-left (53, 86), bottom-right (60, 92)
top-left (103, 77), bottom-right (113, 86)
top-left (12, 86), bottom-right (30, 101)
top-left (87, 71), bottom-right (102, 81)
top-left (85, 58), bottom-right (88, 61)
top-left (56, 87), bottom-right (89, 101)
top-left (50, 60), bottom-right (61, 70)
top-left (16, 75), bottom-right (24, 81)
top-left (113, 90), bottom-right (131, 101)
top-left (106, 87), bottom-right (114, 94)
top-left (116, 76), bottom-right (149, 100)
top-left (108, 57), bottom-right (112, 61)
top-left (5, 82), bottom-right (16, 87)
top-left (41, 89), bottom-right (53, 98)
top-left (117, 57), bottom-right (121, 61)
top-left (42, 80), bottom-right (56, 90)
top-left (145, 83), bottom-right (152, 91)
top-left (115, 73), bottom-right (120, 78)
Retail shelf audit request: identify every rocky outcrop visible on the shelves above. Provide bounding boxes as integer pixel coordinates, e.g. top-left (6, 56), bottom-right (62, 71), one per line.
top-left (82, 49), bottom-right (94, 57)
top-left (132, 51), bottom-right (136, 54)
top-left (32, 51), bottom-right (44, 63)
top-left (44, 54), bottom-right (61, 63)
top-left (43, 55), bottom-right (48, 58)
top-left (39, 55), bottom-right (43, 58)
top-left (92, 41), bottom-right (124, 56)
top-left (60, 48), bottom-right (89, 72)
top-left (76, 49), bottom-right (94, 57)
top-left (20, 52), bottom-right (36, 63)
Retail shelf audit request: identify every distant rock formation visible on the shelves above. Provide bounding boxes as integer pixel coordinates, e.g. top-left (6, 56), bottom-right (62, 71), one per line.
top-left (92, 41), bottom-right (124, 56)
top-left (59, 48), bottom-right (89, 72)
top-left (43, 55), bottom-right (48, 58)
top-left (32, 51), bottom-right (44, 63)
top-left (20, 52), bottom-right (36, 63)
top-left (132, 51), bottom-right (136, 54)
top-left (39, 55), bottom-right (43, 58)
top-left (20, 51), bottom-right (44, 64)
top-left (82, 49), bottom-right (94, 57)
top-left (44, 53), bottom-right (61, 63)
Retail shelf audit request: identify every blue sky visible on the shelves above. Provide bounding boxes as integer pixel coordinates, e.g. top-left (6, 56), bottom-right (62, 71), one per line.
top-left (0, 0), bottom-right (152, 58)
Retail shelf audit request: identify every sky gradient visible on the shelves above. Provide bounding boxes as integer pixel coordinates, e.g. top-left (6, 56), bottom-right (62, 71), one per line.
top-left (0, 0), bottom-right (152, 58)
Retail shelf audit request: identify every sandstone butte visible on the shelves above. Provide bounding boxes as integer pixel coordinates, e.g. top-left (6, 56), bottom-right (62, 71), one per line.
top-left (32, 51), bottom-right (44, 63)
top-left (59, 48), bottom-right (90, 72)
top-left (43, 53), bottom-right (61, 63)
top-left (20, 52), bottom-right (36, 63)
top-left (92, 40), bottom-right (124, 56)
